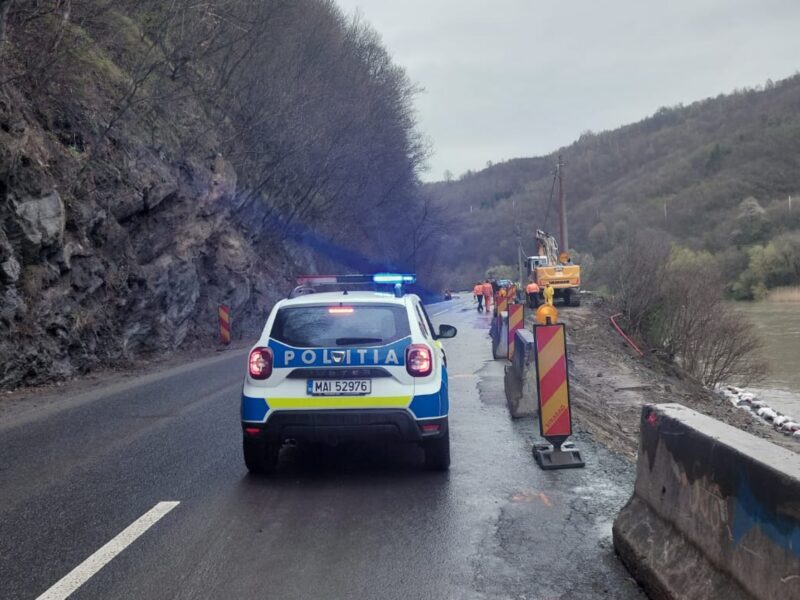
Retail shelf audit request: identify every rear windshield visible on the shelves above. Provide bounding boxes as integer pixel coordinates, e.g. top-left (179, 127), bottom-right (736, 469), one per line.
top-left (270, 304), bottom-right (410, 348)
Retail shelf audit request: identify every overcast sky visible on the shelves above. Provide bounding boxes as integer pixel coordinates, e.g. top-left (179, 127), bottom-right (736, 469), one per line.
top-left (336, 0), bottom-right (800, 181)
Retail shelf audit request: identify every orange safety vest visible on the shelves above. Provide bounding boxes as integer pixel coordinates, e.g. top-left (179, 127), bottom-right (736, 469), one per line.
top-left (482, 283), bottom-right (492, 297)
top-left (526, 282), bottom-right (539, 294)
top-left (473, 284), bottom-right (483, 296)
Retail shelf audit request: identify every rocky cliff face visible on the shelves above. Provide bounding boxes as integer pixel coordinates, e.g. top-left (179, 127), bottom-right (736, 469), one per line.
top-left (0, 88), bottom-right (303, 389)
top-left (0, 0), bottom-right (429, 391)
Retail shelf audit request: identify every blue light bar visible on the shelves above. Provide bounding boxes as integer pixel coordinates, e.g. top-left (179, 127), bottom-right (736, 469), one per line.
top-left (373, 273), bottom-right (416, 285)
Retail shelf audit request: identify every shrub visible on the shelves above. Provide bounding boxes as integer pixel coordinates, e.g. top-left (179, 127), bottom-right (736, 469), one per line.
top-left (613, 236), bottom-right (766, 387)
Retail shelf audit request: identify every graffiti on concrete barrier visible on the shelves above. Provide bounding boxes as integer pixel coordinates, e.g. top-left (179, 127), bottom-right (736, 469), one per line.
top-left (732, 477), bottom-right (800, 558)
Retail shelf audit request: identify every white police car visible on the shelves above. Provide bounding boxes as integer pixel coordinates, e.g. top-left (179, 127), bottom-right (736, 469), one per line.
top-left (241, 274), bottom-right (457, 473)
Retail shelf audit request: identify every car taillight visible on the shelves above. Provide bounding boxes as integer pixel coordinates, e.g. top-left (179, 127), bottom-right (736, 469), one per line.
top-left (249, 347), bottom-right (273, 380)
top-left (406, 344), bottom-right (432, 377)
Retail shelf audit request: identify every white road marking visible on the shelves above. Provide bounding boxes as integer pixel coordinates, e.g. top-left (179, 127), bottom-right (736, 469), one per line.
top-left (36, 501), bottom-right (180, 600)
top-left (431, 305), bottom-right (454, 317)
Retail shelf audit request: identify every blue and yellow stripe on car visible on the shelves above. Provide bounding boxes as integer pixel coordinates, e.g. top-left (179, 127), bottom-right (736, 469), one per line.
top-left (241, 382), bottom-right (448, 424)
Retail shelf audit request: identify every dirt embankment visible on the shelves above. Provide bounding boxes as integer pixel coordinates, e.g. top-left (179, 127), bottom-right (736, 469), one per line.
top-left (551, 299), bottom-right (800, 459)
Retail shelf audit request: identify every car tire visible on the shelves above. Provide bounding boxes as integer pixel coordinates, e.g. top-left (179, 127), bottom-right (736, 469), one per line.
top-left (424, 429), bottom-right (450, 471)
top-left (243, 438), bottom-right (280, 474)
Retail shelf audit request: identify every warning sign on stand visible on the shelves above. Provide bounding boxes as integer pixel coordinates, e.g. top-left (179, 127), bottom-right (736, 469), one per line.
top-left (534, 323), bottom-right (572, 438)
top-left (532, 322), bottom-right (583, 469)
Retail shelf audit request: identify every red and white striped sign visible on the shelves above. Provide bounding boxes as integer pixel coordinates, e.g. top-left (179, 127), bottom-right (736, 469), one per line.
top-left (507, 303), bottom-right (524, 360)
top-left (218, 305), bottom-right (231, 345)
top-left (534, 323), bottom-right (572, 439)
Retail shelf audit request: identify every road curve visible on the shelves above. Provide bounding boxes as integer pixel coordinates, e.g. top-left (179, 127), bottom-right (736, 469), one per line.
top-left (0, 296), bottom-right (644, 600)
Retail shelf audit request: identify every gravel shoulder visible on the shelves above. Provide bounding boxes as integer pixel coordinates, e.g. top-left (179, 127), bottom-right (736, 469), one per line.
top-left (547, 298), bottom-right (800, 459)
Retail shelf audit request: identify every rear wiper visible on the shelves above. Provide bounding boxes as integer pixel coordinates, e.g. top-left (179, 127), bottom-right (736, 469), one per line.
top-left (335, 337), bottom-right (383, 346)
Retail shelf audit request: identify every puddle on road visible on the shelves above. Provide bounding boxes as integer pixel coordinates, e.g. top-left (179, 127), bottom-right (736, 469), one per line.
top-left (477, 377), bottom-right (506, 406)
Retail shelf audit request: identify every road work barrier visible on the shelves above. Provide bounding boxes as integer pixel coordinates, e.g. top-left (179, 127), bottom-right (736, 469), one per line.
top-left (490, 311), bottom-right (509, 359)
top-left (495, 291), bottom-right (509, 314)
top-left (531, 322), bottom-right (584, 469)
top-left (503, 329), bottom-right (538, 418)
top-left (613, 403), bottom-right (800, 600)
top-left (218, 304), bottom-right (231, 345)
top-left (507, 304), bottom-right (524, 361)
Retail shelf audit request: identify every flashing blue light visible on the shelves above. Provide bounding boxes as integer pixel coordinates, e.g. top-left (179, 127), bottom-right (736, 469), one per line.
top-left (373, 273), bottom-right (416, 285)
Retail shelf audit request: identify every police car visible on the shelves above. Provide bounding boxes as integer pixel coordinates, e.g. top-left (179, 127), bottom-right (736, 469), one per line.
top-left (241, 274), bottom-right (457, 473)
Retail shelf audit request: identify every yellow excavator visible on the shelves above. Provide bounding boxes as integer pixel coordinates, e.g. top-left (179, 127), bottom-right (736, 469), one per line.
top-left (525, 230), bottom-right (581, 307)
top-left (522, 155), bottom-right (581, 307)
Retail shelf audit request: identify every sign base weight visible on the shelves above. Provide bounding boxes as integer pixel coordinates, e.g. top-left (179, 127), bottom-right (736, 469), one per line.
top-left (533, 441), bottom-right (585, 470)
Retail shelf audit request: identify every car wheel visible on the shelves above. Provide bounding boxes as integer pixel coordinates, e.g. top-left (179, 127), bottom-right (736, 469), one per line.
top-left (243, 438), bottom-right (280, 474)
top-left (424, 429), bottom-right (450, 471)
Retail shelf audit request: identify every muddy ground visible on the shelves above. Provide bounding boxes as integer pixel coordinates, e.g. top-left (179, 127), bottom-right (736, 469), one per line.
top-left (547, 297), bottom-right (800, 458)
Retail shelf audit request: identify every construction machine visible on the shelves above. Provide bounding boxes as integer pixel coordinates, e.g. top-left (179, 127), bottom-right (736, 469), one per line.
top-left (525, 230), bottom-right (581, 306)
top-left (521, 155), bottom-right (581, 307)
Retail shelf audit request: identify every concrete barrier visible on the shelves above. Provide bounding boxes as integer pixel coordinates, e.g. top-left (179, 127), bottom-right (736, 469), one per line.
top-left (613, 403), bottom-right (800, 600)
top-left (490, 311), bottom-right (509, 359)
top-left (503, 329), bottom-right (538, 418)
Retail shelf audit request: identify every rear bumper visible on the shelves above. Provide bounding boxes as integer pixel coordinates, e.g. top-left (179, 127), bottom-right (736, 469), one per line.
top-left (242, 409), bottom-right (448, 444)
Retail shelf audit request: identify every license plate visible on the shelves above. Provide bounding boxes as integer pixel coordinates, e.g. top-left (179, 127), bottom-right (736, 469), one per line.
top-left (307, 379), bottom-right (371, 396)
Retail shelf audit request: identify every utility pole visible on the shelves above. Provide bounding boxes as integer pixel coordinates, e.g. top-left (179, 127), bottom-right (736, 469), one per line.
top-left (557, 155), bottom-right (568, 252)
top-left (517, 224), bottom-right (525, 286)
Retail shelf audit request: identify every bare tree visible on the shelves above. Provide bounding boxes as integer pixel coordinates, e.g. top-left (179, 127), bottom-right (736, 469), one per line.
top-left (612, 234), bottom-right (766, 388)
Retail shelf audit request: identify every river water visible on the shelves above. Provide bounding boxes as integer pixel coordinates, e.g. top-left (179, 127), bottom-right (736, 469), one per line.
top-left (734, 301), bottom-right (800, 420)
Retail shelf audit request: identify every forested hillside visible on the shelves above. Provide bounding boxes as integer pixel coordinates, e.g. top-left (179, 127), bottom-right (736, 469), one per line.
top-left (427, 75), bottom-right (800, 297)
top-left (0, 0), bottom-right (435, 388)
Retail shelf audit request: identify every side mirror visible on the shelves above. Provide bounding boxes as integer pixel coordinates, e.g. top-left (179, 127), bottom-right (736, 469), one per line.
top-left (438, 324), bottom-right (457, 339)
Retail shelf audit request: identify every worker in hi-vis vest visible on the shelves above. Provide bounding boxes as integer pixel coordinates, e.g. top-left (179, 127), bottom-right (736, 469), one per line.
top-left (482, 280), bottom-right (493, 312)
top-left (543, 283), bottom-right (555, 306)
top-left (473, 282), bottom-right (484, 311)
top-left (526, 279), bottom-right (540, 308)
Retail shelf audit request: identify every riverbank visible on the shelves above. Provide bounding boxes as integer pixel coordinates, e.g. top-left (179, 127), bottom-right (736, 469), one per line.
top-left (551, 299), bottom-right (800, 459)
top-left (733, 300), bottom-right (800, 419)
top-left (767, 286), bottom-right (800, 302)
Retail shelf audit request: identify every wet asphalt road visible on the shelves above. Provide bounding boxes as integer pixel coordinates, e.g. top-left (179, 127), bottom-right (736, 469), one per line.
top-left (0, 296), bottom-right (645, 600)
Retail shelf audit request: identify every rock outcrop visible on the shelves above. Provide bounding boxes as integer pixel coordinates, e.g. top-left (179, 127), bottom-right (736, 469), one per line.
top-left (0, 89), bottom-right (296, 389)
top-left (0, 1), bottom-right (428, 391)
